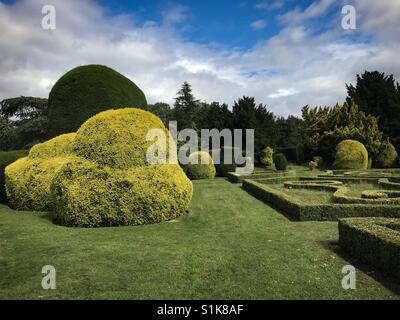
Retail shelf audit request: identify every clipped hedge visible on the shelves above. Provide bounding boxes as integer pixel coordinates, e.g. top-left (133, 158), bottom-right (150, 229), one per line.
top-left (5, 134), bottom-right (77, 211)
top-left (242, 178), bottom-right (400, 221)
top-left (0, 150), bottom-right (29, 203)
top-left (73, 108), bottom-right (171, 169)
top-left (333, 140), bottom-right (368, 170)
top-left (374, 140), bottom-right (398, 168)
top-left (47, 65), bottom-right (147, 137)
top-left (227, 170), bottom-right (295, 184)
top-left (5, 108), bottom-right (193, 227)
top-left (186, 151), bottom-right (216, 180)
top-left (52, 159), bottom-right (192, 227)
top-left (274, 153), bottom-right (288, 171)
top-left (339, 218), bottom-right (400, 282)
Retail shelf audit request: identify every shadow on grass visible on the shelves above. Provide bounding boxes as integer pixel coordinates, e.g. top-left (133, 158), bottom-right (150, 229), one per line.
top-left (320, 239), bottom-right (400, 295)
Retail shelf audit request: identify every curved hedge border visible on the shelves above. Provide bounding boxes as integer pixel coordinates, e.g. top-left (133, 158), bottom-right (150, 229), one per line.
top-left (339, 217), bottom-right (400, 282)
top-left (242, 177), bottom-right (400, 220)
top-left (227, 170), bottom-right (296, 184)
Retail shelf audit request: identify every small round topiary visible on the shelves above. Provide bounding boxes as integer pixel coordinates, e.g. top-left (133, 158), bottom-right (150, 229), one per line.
top-left (47, 65), bottom-right (147, 137)
top-left (260, 147), bottom-right (274, 167)
top-left (274, 153), bottom-right (288, 171)
top-left (374, 140), bottom-right (398, 168)
top-left (73, 108), bottom-right (174, 169)
top-left (333, 140), bottom-right (368, 170)
top-left (186, 151), bottom-right (216, 180)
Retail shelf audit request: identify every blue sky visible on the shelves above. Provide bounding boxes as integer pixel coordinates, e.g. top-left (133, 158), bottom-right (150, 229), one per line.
top-left (0, 0), bottom-right (399, 116)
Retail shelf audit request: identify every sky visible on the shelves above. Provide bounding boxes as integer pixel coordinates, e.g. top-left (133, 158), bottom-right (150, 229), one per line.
top-left (0, 0), bottom-right (399, 117)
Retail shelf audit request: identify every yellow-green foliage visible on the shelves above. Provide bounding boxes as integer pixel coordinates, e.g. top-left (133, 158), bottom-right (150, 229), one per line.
top-left (186, 151), bottom-right (216, 180)
top-left (5, 155), bottom-right (76, 211)
top-left (260, 147), bottom-right (274, 167)
top-left (6, 108), bottom-right (193, 227)
top-left (52, 159), bottom-right (192, 227)
top-left (73, 108), bottom-right (172, 169)
top-left (29, 133), bottom-right (76, 159)
top-left (333, 140), bottom-right (368, 170)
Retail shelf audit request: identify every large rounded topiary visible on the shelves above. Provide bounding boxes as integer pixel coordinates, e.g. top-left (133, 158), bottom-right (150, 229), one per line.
top-left (333, 139), bottom-right (368, 170)
top-left (186, 151), bottom-right (216, 180)
top-left (5, 133), bottom-right (77, 211)
top-left (374, 140), bottom-right (398, 168)
top-left (273, 153), bottom-right (287, 171)
top-left (47, 65), bottom-right (147, 137)
top-left (5, 108), bottom-right (192, 227)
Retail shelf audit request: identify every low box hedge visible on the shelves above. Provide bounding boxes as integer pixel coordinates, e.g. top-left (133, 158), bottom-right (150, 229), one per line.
top-left (227, 170), bottom-right (295, 184)
top-left (339, 217), bottom-right (400, 282)
top-left (242, 178), bottom-right (400, 221)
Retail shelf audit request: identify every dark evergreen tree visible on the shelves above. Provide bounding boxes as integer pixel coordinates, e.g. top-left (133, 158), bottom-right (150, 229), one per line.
top-left (148, 102), bottom-right (171, 126)
top-left (172, 82), bottom-right (199, 130)
top-left (346, 70), bottom-right (400, 145)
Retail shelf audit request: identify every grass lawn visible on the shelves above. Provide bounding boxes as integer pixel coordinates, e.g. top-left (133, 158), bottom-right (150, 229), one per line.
top-left (0, 177), bottom-right (399, 299)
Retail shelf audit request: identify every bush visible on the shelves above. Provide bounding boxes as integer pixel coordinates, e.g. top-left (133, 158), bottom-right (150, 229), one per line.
top-left (73, 108), bottom-right (172, 169)
top-left (213, 146), bottom-right (239, 177)
top-left (0, 118), bottom-right (16, 151)
top-left (47, 65), bottom-right (147, 137)
top-left (0, 150), bottom-right (28, 203)
top-left (309, 161), bottom-right (318, 171)
top-left (5, 134), bottom-right (77, 211)
top-left (339, 218), bottom-right (400, 282)
top-left (274, 153), bottom-right (287, 171)
top-left (52, 159), bottom-right (192, 227)
top-left (333, 140), bottom-right (368, 170)
top-left (260, 147), bottom-right (274, 167)
top-left (186, 151), bottom-right (216, 180)
top-left (313, 156), bottom-right (323, 167)
top-left (374, 140), bottom-right (398, 168)
top-left (6, 108), bottom-right (193, 227)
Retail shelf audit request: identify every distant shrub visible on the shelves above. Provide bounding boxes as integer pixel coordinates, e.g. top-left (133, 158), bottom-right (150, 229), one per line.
top-left (274, 153), bottom-right (287, 171)
top-left (213, 146), bottom-right (239, 177)
top-left (309, 160), bottom-right (318, 171)
top-left (374, 140), bottom-right (398, 168)
top-left (333, 140), bottom-right (368, 170)
top-left (260, 147), bottom-right (274, 167)
top-left (186, 151), bottom-right (216, 180)
top-left (0, 150), bottom-right (28, 203)
top-left (47, 65), bottom-right (147, 137)
top-left (313, 156), bottom-right (323, 167)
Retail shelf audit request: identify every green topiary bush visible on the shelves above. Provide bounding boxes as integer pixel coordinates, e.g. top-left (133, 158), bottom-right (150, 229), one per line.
top-left (0, 150), bottom-right (28, 203)
top-left (5, 108), bottom-right (193, 227)
top-left (260, 147), bottom-right (274, 167)
top-left (186, 151), bottom-right (216, 180)
top-left (374, 140), bottom-right (398, 168)
top-left (333, 140), bottom-right (368, 170)
top-left (47, 65), bottom-right (147, 137)
top-left (274, 153), bottom-right (287, 171)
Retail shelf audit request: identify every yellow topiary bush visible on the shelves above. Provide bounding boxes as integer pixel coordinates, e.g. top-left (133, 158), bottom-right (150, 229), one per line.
top-left (73, 108), bottom-right (173, 169)
top-left (186, 151), bottom-right (216, 180)
top-left (5, 133), bottom-right (78, 211)
top-left (333, 140), bottom-right (368, 170)
top-left (51, 159), bottom-right (192, 227)
top-left (5, 108), bottom-right (193, 227)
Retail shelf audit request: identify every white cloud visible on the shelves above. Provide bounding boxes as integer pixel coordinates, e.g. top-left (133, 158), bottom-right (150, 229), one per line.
top-left (256, 1), bottom-right (284, 11)
top-left (0, 0), bottom-right (399, 118)
top-left (162, 4), bottom-right (188, 25)
top-left (250, 19), bottom-right (267, 30)
top-left (279, 0), bottom-right (335, 24)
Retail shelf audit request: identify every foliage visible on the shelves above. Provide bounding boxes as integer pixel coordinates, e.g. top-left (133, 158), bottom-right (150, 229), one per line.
top-left (13, 116), bottom-right (48, 149)
top-left (6, 108), bottom-right (193, 227)
top-left (313, 156), bottom-right (323, 166)
top-left (186, 151), bottom-right (216, 180)
top-left (346, 71), bottom-right (400, 146)
top-left (0, 96), bottom-right (47, 120)
top-left (47, 65), bottom-right (147, 137)
top-left (339, 217), bottom-right (400, 282)
top-left (374, 139), bottom-right (398, 168)
top-left (171, 82), bottom-right (199, 131)
top-left (73, 108), bottom-right (172, 169)
top-left (276, 116), bottom-right (303, 148)
top-left (301, 101), bottom-right (383, 163)
top-left (333, 140), bottom-right (368, 170)
top-left (0, 117), bottom-right (16, 151)
top-left (5, 134), bottom-right (77, 211)
top-left (52, 160), bottom-right (192, 227)
top-left (212, 146), bottom-right (239, 177)
top-left (274, 153), bottom-right (288, 171)
top-left (0, 150), bottom-right (28, 203)
top-left (309, 161), bottom-right (318, 171)
top-left (148, 102), bottom-right (171, 126)
top-left (260, 147), bottom-right (274, 167)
